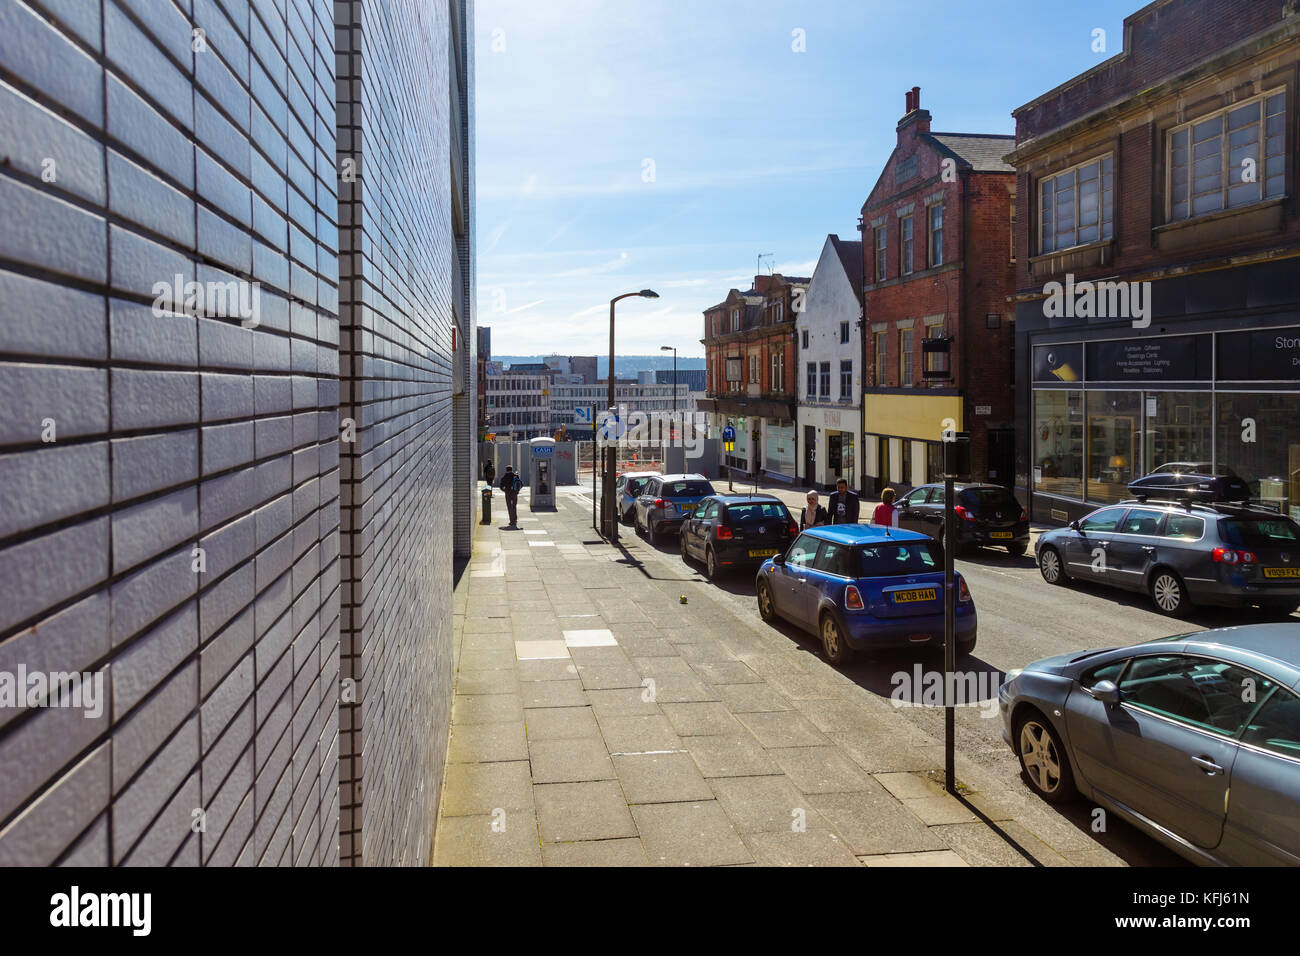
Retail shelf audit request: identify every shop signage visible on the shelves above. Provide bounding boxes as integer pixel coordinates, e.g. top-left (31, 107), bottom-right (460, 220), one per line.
top-left (974, 405), bottom-right (991, 416)
top-left (823, 410), bottom-right (841, 427)
top-left (1032, 344), bottom-right (1082, 383)
top-left (1086, 335), bottom-right (1211, 382)
top-left (1217, 327), bottom-right (1300, 381)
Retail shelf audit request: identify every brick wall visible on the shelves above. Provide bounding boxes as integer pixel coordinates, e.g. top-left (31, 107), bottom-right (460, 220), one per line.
top-left (335, 0), bottom-right (457, 867)
top-left (0, 0), bottom-right (340, 865)
top-left (0, 0), bottom-right (471, 867)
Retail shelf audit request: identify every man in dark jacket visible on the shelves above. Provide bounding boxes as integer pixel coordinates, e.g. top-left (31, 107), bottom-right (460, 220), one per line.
top-left (826, 478), bottom-right (860, 524)
top-left (483, 460), bottom-right (496, 488)
top-left (499, 465), bottom-right (521, 527)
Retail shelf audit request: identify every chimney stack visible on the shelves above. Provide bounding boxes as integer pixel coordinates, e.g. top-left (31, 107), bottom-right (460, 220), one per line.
top-left (898, 85), bottom-right (931, 137)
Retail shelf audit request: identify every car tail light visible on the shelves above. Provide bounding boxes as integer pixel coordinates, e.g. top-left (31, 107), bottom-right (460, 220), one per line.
top-left (954, 505), bottom-right (976, 522)
top-left (716, 525), bottom-right (733, 540)
top-left (1212, 548), bottom-right (1256, 565)
top-left (787, 520), bottom-right (798, 536)
top-left (958, 577), bottom-right (972, 602)
top-left (845, 585), bottom-right (864, 610)
top-left (654, 498), bottom-right (665, 509)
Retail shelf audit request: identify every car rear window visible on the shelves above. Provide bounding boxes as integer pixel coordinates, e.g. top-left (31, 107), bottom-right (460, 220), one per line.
top-left (663, 480), bottom-right (713, 497)
top-left (727, 503), bottom-right (788, 524)
top-left (1221, 517), bottom-right (1300, 548)
top-left (857, 541), bottom-right (939, 577)
top-left (957, 488), bottom-right (1021, 511)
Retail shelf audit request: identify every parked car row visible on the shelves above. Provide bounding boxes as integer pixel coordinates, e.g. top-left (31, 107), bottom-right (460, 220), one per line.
top-left (612, 468), bottom-right (1300, 865)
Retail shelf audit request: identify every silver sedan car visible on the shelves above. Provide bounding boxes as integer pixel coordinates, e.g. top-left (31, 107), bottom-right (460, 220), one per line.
top-left (999, 623), bottom-right (1300, 865)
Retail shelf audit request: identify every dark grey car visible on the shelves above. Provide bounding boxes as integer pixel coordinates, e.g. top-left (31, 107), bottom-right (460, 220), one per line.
top-left (1035, 499), bottom-right (1300, 616)
top-left (999, 624), bottom-right (1300, 866)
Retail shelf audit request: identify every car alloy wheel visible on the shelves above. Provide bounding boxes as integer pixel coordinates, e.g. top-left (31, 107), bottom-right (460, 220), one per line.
top-left (757, 580), bottom-right (776, 622)
top-left (647, 521), bottom-right (658, 545)
top-left (1151, 570), bottom-right (1189, 617)
top-left (1038, 547), bottom-right (1066, 585)
top-left (1015, 714), bottom-right (1075, 803)
top-left (705, 547), bottom-right (718, 579)
top-left (679, 532), bottom-right (691, 563)
top-left (820, 613), bottom-right (854, 665)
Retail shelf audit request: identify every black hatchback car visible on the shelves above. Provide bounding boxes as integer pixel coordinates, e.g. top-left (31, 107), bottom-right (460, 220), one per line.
top-left (894, 483), bottom-right (1030, 557)
top-left (1036, 499), bottom-right (1300, 617)
top-left (679, 494), bottom-right (798, 578)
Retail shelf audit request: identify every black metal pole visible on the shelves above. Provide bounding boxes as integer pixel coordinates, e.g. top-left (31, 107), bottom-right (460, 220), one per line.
top-left (605, 299), bottom-right (617, 542)
top-left (943, 439), bottom-right (956, 795)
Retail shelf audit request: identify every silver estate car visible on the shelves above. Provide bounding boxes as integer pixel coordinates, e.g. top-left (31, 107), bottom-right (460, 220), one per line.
top-left (1000, 623), bottom-right (1300, 865)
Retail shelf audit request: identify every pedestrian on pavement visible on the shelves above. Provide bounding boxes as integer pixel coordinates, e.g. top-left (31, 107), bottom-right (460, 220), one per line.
top-left (800, 491), bottom-right (829, 530)
top-left (827, 478), bottom-right (860, 524)
top-left (871, 487), bottom-right (901, 528)
top-left (483, 459), bottom-right (496, 488)
top-left (499, 465), bottom-right (522, 527)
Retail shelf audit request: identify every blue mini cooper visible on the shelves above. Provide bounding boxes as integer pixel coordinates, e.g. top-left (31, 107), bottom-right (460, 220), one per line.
top-left (755, 525), bottom-right (977, 665)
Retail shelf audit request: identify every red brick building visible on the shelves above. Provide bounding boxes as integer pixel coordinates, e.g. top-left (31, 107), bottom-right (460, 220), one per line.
top-left (699, 273), bottom-right (808, 481)
top-left (1007, 0), bottom-right (1300, 522)
top-left (859, 88), bottom-right (1017, 494)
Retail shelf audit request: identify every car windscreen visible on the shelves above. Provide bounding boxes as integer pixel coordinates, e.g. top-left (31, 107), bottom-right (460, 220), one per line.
top-left (1220, 516), bottom-right (1300, 548)
top-left (726, 503), bottom-right (788, 525)
top-left (626, 478), bottom-right (649, 496)
top-left (957, 488), bottom-right (1021, 511)
top-left (663, 480), bottom-right (713, 498)
top-left (857, 541), bottom-right (940, 577)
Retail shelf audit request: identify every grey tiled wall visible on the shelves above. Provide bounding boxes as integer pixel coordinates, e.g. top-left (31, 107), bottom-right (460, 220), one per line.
top-left (335, 0), bottom-right (458, 866)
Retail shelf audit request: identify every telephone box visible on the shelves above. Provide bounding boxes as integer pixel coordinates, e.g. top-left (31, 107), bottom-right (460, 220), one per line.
top-left (529, 437), bottom-right (556, 511)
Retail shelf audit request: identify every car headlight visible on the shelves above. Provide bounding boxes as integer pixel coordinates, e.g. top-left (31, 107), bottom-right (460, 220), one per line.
top-left (1003, 668), bottom-right (1023, 684)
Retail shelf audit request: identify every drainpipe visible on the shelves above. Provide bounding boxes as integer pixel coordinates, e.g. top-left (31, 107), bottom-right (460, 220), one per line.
top-left (959, 171), bottom-right (969, 479)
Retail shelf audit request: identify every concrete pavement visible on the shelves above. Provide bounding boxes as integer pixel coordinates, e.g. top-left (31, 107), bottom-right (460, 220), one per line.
top-left (432, 484), bottom-right (1131, 867)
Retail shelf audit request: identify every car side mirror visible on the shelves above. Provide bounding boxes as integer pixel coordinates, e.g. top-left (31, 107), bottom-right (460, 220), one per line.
top-left (772, 553), bottom-right (786, 566)
top-left (1086, 680), bottom-right (1121, 705)
top-left (1069, 520), bottom-right (1081, 531)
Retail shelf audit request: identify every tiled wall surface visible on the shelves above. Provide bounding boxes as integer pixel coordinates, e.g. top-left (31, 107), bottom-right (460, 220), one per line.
top-left (0, 0), bottom-right (470, 866)
top-left (335, 0), bottom-right (458, 866)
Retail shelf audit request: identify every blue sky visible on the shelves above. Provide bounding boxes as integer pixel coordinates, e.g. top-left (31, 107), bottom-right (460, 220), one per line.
top-left (474, 0), bottom-right (1141, 358)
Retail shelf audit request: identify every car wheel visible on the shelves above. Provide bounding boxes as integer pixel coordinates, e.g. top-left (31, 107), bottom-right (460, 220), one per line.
top-left (1014, 710), bottom-right (1076, 804)
top-left (679, 532), bottom-right (692, 563)
top-left (1038, 546), bottom-right (1068, 586)
top-left (634, 513), bottom-right (645, 536)
top-left (819, 612), bottom-right (855, 666)
top-left (756, 579), bottom-right (777, 623)
top-left (1008, 542), bottom-right (1028, 558)
top-left (705, 546), bottom-right (719, 579)
top-left (647, 520), bottom-right (659, 545)
top-left (957, 636), bottom-right (976, 657)
top-left (1150, 568), bottom-right (1191, 617)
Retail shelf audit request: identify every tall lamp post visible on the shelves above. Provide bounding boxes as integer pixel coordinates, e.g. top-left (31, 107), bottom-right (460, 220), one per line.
top-left (603, 290), bottom-right (659, 541)
top-left (659, 345), bottom-right (678, 414)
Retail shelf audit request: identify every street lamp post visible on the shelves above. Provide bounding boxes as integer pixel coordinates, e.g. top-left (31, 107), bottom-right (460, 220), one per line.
top-left (603, 290), bottom-right (659, 542)
top-left (659, 345), bottom-right (677, 415)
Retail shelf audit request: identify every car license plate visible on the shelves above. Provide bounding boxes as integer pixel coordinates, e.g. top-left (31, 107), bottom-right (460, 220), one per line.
top-left (748, 548), bottom-right (778, 558)
top-left (1264, 567), bottom-right (1300, 578)
top-left (678, 504), bottom-right (694, 515)
top-left (892, 588), bottom-right (936, 603)
top-left (989, 531), bottom-right (1013, 539)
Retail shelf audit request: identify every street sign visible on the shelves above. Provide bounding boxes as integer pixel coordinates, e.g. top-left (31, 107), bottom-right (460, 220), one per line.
top-left (532, 444), bottom-right (554, 457)
top-left (574, 405), bottom-right (594, 425)
top-left (722, 424), bottom-right (736, 442)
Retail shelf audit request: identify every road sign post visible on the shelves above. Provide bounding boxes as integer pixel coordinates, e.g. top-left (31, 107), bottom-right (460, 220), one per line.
top-left (942, 429), bottom-right (970, 796)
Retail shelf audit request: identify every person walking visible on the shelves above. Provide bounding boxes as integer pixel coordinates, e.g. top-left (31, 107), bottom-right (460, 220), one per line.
top-left (871, 487), bottom-right (901, 528)
top-left (800, 491), bottom-right (829, 530)
top-left (499, 465), bottom-right (522, 527)
top-left (483, 459), bottom-right (496, 488)
top-left (826, 478), bottom-right (860, 524)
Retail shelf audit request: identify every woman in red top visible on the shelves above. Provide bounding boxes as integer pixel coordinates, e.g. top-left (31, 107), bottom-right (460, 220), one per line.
top-left (871, 487), bottom-right (900, 527)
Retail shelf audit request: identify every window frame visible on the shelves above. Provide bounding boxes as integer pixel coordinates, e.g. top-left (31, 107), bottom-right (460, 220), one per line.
top-left (1165, 87), bottom-right (1286, 223)
top-left (874, 225), bottom-right (887, 282)
top-left (839, 360), bottom-right (852, 400)
top-left (874, 331), bottom-right (887, 386)
top-left (899, 328), bottom-right (914, 387)
top-left (901, 215), bottom-right (914, 276)
top-left (1038, 153), bottom-right (1115, 254)
top-left (927, 203), bottom-right (943, 268)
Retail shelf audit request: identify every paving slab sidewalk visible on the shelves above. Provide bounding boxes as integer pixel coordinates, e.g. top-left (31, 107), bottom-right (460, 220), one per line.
top-left (432, 485), bottom-right (1121, 867)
